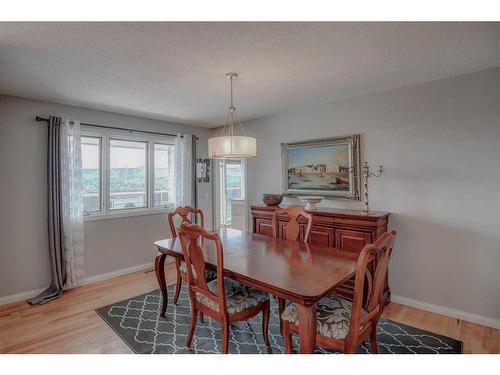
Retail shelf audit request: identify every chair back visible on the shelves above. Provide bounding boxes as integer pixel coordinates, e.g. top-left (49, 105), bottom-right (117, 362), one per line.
top-left (272, 206), bottom-right (313, 242)
top-left (168, 206), bottom-right (204, 238)
top-left (347, 230), bottom-right (397, 339)
top-left (178, 222), bottom-right (227, 314)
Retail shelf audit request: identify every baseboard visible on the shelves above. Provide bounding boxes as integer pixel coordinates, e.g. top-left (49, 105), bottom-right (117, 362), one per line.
top-left (391, 294), bottom-right (500, 329)
top-left (0, 262), bottom-right (154, 306)
top-left (0, 287), bottom-right (47, 306)
top-left (80, 262), bottom-right (153, 285)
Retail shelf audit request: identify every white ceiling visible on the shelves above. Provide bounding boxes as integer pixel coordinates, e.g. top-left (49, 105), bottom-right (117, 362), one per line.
top-left (0, 22), bottom-right (499, 128)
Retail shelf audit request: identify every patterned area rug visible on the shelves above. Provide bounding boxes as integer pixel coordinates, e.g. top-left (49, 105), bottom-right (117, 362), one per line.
top-left (96, 285), bottom-right (462, 354)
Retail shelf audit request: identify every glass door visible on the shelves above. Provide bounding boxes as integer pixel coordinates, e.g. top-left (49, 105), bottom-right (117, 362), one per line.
top-left (214, 159), bottom-right (246, 229)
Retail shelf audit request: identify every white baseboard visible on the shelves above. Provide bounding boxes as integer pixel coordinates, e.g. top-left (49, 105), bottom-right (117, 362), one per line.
top-left (0, 262), bottom-right (154, 306)
top-left (391, 294), bottom-right (500, 329)
top-left (0, 287), bottom-right (47, 306)
top-left (80, 262), bottom-right (153, 285)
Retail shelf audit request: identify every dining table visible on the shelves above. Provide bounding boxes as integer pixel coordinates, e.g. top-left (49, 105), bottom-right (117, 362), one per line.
top-left (154, 228), bottom-right (359, 354)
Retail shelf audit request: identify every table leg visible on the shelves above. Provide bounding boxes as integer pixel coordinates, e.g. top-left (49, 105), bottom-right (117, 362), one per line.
top-left (296, 303), bottom-right (317, 354)
top-left (155, 252), bottom-right (168, 317)
top-left (277, 297), bottom-right (285, 335)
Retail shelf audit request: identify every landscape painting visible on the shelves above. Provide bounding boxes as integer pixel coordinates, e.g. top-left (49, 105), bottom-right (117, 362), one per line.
top-left (281, 135), bottom-right (360, 199)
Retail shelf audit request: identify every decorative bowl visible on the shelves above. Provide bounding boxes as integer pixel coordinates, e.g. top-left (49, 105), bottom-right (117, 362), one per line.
top-left (261, 194), bottom-right (283, 206)
top-left (298, 196), bottom-right (323, 210)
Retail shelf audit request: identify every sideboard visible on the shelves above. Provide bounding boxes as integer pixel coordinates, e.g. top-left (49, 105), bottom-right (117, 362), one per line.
top-left (250, 204), bottom-right (391, 304)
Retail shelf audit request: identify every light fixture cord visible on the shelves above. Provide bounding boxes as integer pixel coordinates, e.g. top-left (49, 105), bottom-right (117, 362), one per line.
top-left (220, 73), bottom-right (248, 138)
top-left (229, 74), bottom-right (234, 137)
top-left (230, 74), bottom-right (234, 109)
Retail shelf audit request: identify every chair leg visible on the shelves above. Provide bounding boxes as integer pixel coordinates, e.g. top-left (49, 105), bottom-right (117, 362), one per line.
top-left (370, 330), bottom-right (379, 354)
top-left (186, 307), bottom-right (198, 348)
top-left (277, 297), bottom-right (285, 335)
top-left (283, 322), bottom-right (293, 354)
top-left (344, 342), bottom-right (357, 354)
top-left (221, 322), bottom-right (230, 354)
top-left (173, 261), bottom-right (182, 305)
top-left (200, 313), bottom-right (204, 323)
top-left (262, 300), bottom-right (270, 346)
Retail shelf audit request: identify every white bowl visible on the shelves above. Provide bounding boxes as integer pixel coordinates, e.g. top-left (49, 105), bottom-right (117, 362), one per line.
top-left (298, 196), bottom-right (323, 210)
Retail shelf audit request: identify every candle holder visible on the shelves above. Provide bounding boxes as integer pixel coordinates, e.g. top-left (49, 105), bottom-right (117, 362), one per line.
top-left (351, 162), bottom-right (383, 214)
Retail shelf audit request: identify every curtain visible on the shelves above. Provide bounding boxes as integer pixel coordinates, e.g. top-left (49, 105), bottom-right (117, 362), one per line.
top-left (60, 119), bottom-right (85, 289)
top-left (27, 117), bottom-right (65, 304)
top-left (28, 117), bottom-right (85, 305)
top-left (174, 133), bottom-right (195, 207)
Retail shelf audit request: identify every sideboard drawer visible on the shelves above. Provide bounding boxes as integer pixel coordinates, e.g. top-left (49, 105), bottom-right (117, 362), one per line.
top-left (335, 229), bottom-right (373, 252)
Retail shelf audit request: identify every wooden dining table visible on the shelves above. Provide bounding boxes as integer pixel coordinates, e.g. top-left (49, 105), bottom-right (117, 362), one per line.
top-left (154, 228), bottom-right (359, 354)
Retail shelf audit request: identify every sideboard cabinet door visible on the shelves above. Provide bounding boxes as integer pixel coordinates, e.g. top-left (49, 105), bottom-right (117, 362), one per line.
top-left (255, 218), bottom-right (273, 237)
top-left (334, 229), bottom-right (373, 252)
top-left (307, 226), bottom-right (335, 247)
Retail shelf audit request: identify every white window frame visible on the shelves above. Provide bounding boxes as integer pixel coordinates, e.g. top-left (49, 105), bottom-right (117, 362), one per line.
top-left (81, 126), bottom-right (176, 222)
top-left (81, 135), bottom-right (103, 215)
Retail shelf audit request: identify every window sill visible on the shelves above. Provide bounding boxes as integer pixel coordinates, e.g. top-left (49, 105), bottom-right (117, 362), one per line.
top-left (83, 208), bottom-right (172, 222)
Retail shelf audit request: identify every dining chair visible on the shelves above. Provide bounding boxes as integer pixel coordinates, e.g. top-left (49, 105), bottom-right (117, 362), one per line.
top-left (281, 230), bottom-right (397, 354)
top-left (168, 206), bottom-right (216, 305)
top-left (178, 222), bottom-right (271, 354)
top-left (272, 206), bottom-right (313, 333)
top-left (272, 206), bottom-right (313, 242)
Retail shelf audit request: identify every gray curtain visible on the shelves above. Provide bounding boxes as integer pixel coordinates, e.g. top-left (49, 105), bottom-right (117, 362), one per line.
top-left (27, 116), bottom-right (66, 304)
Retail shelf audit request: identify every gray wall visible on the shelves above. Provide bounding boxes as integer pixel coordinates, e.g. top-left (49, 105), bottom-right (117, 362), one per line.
top-left (243, 68), bottom-right (500, 320)
top-left (0, 95), bottom-right (213, 298)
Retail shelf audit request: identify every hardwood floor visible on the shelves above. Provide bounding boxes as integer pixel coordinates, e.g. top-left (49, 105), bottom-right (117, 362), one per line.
top-left (0, 263), bottom-right (498, 354)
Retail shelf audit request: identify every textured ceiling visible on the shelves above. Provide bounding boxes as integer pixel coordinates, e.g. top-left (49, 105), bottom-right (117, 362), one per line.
top-left (0, 22), bottom-right (499, 127)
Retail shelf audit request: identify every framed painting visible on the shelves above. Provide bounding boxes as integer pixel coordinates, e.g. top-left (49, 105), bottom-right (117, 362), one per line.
top-left (281, 135), bottom-right (360, 199)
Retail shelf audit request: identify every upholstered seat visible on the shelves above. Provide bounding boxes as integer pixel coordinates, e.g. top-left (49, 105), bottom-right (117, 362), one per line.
top-left (281, 294), bottom-right (367, 340)
top-left (178, 261), bottom-right (188, 273)
top-left (196, 278), bottom-right (270, 314)
top-left (179, 260), bottom-right (217, 281)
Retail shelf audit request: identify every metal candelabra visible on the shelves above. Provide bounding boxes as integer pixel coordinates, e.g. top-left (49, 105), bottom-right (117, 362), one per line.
top-left (352, 162), bottom-right (383, 214)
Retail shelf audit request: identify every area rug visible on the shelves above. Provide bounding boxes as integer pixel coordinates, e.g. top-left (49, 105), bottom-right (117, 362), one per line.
top-left (96, 285), bottom-right (462, 354)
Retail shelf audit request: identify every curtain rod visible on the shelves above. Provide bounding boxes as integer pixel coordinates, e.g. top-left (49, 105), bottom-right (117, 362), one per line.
top-left (35, 116), bottom-right (199, 140)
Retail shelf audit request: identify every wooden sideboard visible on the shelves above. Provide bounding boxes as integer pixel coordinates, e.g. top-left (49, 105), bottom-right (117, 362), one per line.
top-left (251, 204), bottom-right (391, 304)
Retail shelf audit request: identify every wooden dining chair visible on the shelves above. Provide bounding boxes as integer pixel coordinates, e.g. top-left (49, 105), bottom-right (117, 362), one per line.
top-left (281, 230), bottom-right (397, 354)
top-left (272, 206), bottom-right (313, 333)
top-left (178, 222), bottom-right (271, 354)
top-left (272, 206), bottom-right (313, 242)
top-left (168, 206), bottom-right (216, 305)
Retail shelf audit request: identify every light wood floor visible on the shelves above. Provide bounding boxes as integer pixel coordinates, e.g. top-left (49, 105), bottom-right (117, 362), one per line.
top-left (1, 262), bottom-right (498, 354)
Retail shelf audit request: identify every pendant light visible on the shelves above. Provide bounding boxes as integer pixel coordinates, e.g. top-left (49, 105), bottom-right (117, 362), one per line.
top-left (208, 73), bottom-right (257, 159)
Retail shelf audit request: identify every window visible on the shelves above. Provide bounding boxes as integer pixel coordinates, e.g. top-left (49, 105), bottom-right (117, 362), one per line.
top-left (81, 136), bottom-right (101, 214)
top-left (80, 129), bottom-right (175, 220)
top-left (109, 139), bottom-right (147, 210)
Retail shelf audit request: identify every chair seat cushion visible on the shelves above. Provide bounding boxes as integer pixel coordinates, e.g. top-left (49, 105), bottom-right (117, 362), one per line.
top-left (281, 294), bottom-right (366, 340)
top-left (179, 261), bottom-right (217, 281)
top-left (196, 278), bottom-right (269, 314)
